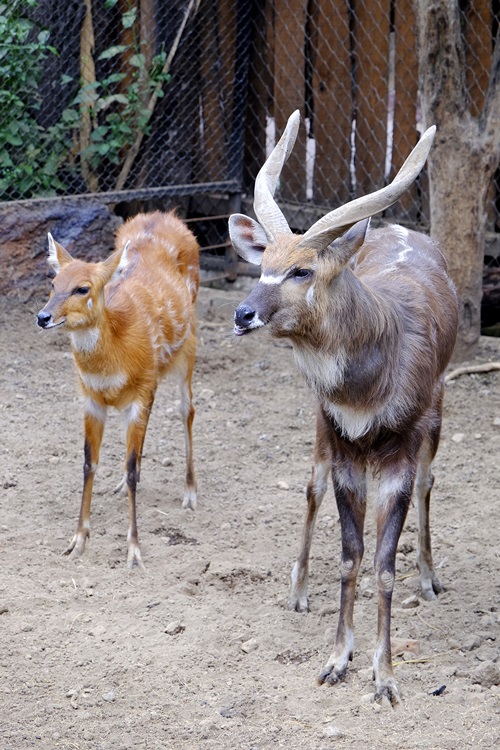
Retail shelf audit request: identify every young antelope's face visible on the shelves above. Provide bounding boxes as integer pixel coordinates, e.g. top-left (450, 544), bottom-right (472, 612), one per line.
top-left (234, 239), bottom-right (318, 337)
top-left (37, 260), bottom-right (99, 331)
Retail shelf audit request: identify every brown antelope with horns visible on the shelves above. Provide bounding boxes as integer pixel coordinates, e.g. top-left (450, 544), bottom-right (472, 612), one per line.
top-left (229, 111), bottom-right (458, 705)
top-left (37, 211), bottom-right (199, 569)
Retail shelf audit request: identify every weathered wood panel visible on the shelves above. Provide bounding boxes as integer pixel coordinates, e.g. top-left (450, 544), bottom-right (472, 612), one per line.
top-left (464, 1), bottom-right (492, 117)
top-left (310, 0), bottom-right (352, 207)
top-left (353, 0), bottom-right (390, 196)
top-left (198, 0), bottom-right (238, 182)
top-left (274, 0), bottom-right (308, 203)
top-left (244, 1), bottom-right (274, 191)
top-left (387, 0), bottom-right (424, 223)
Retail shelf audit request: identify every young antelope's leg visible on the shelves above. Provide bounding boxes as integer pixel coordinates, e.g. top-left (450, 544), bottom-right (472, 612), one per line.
top-left (319, 461), bottom-right (366, 686)
top-left (372, 467), bottom-right (414, 705)
top-left (113, 394), bottom-right (155, 497)
top-left (179, 352), bottom-right (197, 510)
top-left (415, 425), bottom-right (444, 600)
top-left (64, 399), bottom-right (107, 558)
top-left (123, 401), bottom-right (151, 569)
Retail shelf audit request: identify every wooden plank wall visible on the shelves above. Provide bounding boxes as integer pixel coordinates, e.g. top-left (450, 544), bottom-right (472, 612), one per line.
top-left (310, 0), bottom-right (352, 206)
top-left (246, 0), bottom-right (496, 230)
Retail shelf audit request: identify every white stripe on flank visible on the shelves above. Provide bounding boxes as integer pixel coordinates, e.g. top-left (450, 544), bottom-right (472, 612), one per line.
top-left (80, 371), bottom-right (127, 392)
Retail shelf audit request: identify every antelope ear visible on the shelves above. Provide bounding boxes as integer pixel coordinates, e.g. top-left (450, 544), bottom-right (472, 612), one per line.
top-left (323, 218), bottom-right (371, 267)
top-left (229, 214), bottom-right (268, 266)
top-left (47, 233), bottom-right (74, 273)
top-left (100, 242), bottom-right (130, 286)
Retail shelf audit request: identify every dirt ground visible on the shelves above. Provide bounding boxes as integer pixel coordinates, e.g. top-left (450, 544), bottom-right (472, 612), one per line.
top-left (1, 280), bottom-right (500, 750)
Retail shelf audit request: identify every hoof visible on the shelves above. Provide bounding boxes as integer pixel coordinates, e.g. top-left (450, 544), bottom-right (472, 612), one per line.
top-left (318, 665), bottom-right (347, 686)
top-left (182, 488), bottom-right (197, 510)
top-left (374, 681), bottom-right (401, 707)
top-left (62, 533), bottom-right (87, 559)
top-left (127, 543), bottom-right (145, 571)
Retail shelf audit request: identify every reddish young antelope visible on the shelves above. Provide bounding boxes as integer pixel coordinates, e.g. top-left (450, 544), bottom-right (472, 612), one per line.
top-left (229, 112), bottom-right (458, 704)
top-left (37, 211), bottom-right (199, 568)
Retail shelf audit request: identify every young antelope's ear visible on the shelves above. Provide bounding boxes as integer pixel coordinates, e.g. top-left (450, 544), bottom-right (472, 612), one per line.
top-left (47, 233), bottom-right (74, 274)
top-left (100, 242), bottom-right (130, 286)
top-left (229, 214), bottom-right (268, 266)
top-left (323, 218), bottom-right (370, 267)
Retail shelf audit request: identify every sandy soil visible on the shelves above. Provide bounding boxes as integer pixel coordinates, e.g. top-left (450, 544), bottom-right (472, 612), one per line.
top-left (1, 281), bottom-right (500, 750)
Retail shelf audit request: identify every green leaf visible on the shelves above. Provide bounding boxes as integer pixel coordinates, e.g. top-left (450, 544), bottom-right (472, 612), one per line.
top-left (6, 132), bottom-right (23, 146)
top-left (61, 108), bottom-right (79, 123)
top-left (122, 8), bottom-right (137, 29)
top-left (129, 53), bottom-right (145, 69)
top-left (101, 72), bottom-right (126, 86)
top-left (95, 93), bottom-right (129, 112)
top-left (98, 45), bottom-right (127, 61)
top-left (37, 29), bottom-right (50, 45)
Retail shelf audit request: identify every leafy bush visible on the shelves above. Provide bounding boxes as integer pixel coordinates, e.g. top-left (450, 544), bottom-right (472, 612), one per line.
top-left (0, 0), bottom-right (72, 198)
top-left (0, 0), bottom-right (171, 199)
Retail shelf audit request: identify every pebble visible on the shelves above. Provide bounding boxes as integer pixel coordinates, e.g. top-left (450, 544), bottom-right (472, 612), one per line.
top-left (48, 456), bottom-right (60, 465)
top-left (392, 638), bottom-right (420, 656)
top-left (161, 457), bottom-right (173, 467)
top-left (199, 388), bottom-right (214, 400)
top-left (451, 433), bottom-right (465, 443)
top-left (462, 634), bottom-right (481, 651)
top-left (88, 625), bottom-right (106, 637)
top-left (360, 576), bottom-right (373, 599)
top-left (165, 621), bottom-right (185, 636)
top-left (471, 661), bottom-right (500, 688)
top-left (323, 725), bottom-right (345, 739)
top-left (277, 481), bottom-right (289, 490)
top-left (241, 638), bottom-right (259, 653)
top-left (102, 691), bottom-right (116, 702)
top-left (493, 417), bottom-right (500, 427)
top-left (401, 595), bottom-right (420, 609)
top-left (474, 646), bottom-right (498, 663)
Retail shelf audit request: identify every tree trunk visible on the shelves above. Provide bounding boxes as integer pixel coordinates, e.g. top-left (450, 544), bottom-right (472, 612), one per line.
top-left (415, 0), bottom-right (500, 361)
top-left (426, 122), bottom-right (489, 361)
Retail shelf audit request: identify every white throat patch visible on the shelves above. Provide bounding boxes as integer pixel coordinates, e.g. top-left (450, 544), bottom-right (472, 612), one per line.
top-left (71, 327), bottom-right (100, 353)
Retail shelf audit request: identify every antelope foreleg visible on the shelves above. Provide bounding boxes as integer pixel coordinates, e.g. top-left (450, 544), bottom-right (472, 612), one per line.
top-left (64, 403), bottom-right (106, 558)
top-left (319, 464), bottom-right (366, 686)
top-left (372, 468), bottom-right (414, 705)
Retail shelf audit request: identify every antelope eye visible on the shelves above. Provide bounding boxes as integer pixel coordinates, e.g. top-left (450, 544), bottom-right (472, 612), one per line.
top-left (292, 268), bottom-right (311, 280)
top-left (74, 286), bottom-right (90, 295)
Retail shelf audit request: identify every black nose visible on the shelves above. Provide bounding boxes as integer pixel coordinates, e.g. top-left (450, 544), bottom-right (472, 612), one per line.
top-left (235, 304), bottom-right (256, 328)
top-left (37, 311), bottom-right (52, 328)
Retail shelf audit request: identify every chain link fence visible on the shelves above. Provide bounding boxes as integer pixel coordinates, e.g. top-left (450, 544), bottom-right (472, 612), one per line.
top-left (1, 1), bottom-right (499, 270)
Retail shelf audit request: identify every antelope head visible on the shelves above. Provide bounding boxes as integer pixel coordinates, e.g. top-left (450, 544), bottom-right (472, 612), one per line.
top-left (230, 111), bottom-right (435, 338)
top-left (37, 235), bottom-right (129, 330)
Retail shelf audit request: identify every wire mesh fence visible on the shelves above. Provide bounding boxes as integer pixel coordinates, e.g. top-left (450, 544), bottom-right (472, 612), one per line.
top-left (1, 1), bottom-right (499, 250)
top-left (0, 0), bottom-right (249, 201)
